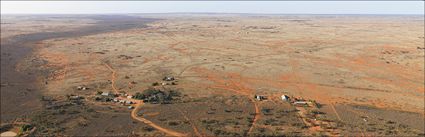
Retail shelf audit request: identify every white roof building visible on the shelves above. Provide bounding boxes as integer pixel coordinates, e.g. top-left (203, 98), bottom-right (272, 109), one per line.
top-left (293, 101), bottom-right (308, 106)
top-left (163, 76), bottom-right (175, 81)
top-left (281, 95), bottom-right (289, 101)
top-left (101, 92), bottom-right (110, 96)
top-left (255, 95), bottom-right (266, 101)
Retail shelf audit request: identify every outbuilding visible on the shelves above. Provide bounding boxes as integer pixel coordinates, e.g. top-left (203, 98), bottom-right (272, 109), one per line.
top-left (77, 86), bottom-right (89, 90)
top-left (163, 76), bottom-right (175, 81)
top-left (293, 101), bottom-right (308, 106)
top-left (281, 95), bottom-right (290, 101)
top-left (255, 95), bottom-right (267, 101)
top-left (101, 92), bottom-right (110, 96)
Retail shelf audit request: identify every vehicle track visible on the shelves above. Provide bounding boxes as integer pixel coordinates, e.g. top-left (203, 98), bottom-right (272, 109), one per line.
top-left (130, 101), bottom-right (187, 137)
top-left (190, 67), bottom-right (259, 136)
top-left (330, 103), bottom-right (365, 137)
top-left (103, 63), bottom-right (119, 94)
top-left (174, 106), bottom-right (203, 137)
top-left (227, 76), bottom-right (259, 135)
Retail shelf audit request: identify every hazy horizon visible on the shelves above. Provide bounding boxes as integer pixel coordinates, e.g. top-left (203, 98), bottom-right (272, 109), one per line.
top-left (1, 12), bottom-right (425, 16)
top-left (1, 1), bottom-right (424, 15)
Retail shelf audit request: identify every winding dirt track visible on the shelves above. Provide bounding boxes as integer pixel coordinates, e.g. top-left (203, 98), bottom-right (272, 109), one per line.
top-left (330, 103), bottom-right (365, 137)
top-left (104, 63), bottom-right (187, 137)
top-left (228, 77), bottom-right (259, 134)
top-left (190, 67), bottom-right (259, 135)
top-left (247, 100), bottom-right (259, 134)
top-left (330, 103), bottom-right (342, 122)
top-left (130, 101), bottom-right (187, 137)
top-left (174, 106), bottom-right (203, 137)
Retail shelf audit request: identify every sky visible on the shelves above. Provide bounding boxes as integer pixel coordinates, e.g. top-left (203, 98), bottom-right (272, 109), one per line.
top-left (1, 1), bottom-right (424, 15)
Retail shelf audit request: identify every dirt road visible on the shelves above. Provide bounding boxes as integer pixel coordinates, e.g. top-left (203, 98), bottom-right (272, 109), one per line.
top-left (104, 63), bottom-right (119, 94)
top-left (130, 100), bottom-right (187, 137)
top-left (330, 103), bottom-right (365, 136)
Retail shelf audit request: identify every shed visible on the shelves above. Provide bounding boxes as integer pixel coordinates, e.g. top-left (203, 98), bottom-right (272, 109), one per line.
top-left (281, 95), bottom-right (290, 101)
top-left (101, 92), bottom-right (110, 96)
top-left (163, 76), bottom-right (175, 81)
top-left (293, 101), bottom-right (308, 106)
top-left (255, 95), bottom-right (266, 101)
top-left (69, 95), bottom-right (82, 100)
top-left (77, 86), bottom-right (88, 90)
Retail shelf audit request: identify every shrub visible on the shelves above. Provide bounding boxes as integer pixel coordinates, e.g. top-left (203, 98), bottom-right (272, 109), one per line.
top-left (86, 108), bottom-right (94, 112)
top-left (168, 121), bottom-right (180, 126)
top-left (258, 128), bottom-right (266, 133)
top-left (20, 124), bottom-right (32, 132)
top-left (264, 118), bottom-right (277, 125)
top-left (386, 120), bottom-right (396, 124)
top-left (143, 126), bottom-right (155, 132)
top-left (133, 92), bottom-right (146, 100)
top-left (213, 129), bottom-right (224, 136)
top-left (143, 88), bottom-right (160, 95)
top-left (309, 109), bottom-right (325, 115)
top-left (261, 108), bottom-right (273, 115)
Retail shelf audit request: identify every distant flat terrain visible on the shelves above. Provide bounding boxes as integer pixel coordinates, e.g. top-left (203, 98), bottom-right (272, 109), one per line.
top-left (1, 14), bottom-right (424, 136)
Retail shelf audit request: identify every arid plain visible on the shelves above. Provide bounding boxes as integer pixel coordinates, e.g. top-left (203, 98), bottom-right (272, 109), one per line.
top-left (1, 14), bottom-right (424, 136)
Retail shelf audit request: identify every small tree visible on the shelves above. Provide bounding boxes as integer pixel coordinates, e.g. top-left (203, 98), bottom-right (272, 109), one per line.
top-left (20, 124), bottom-right (32, 133)
top-left (133, 92), bottom-right (145, 100)
top-left (142, 88), bottom-right (160, 96)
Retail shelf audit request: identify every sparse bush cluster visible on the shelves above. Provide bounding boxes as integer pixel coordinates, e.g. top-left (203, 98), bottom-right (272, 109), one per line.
top-left (30, 95), bottom-right (97, 136)
top-left (261, 108), bottom-right (274, 115)
top-left (263, 118), bottom-right (279, 126)
top-left (19, 124), bottom-right (33, 133)
top-left (201, 119), bottom-right (243, 136)
top-left (142, 126), bottom-right (155, 132)
top-left (133, 88), bottom-right (181, 104)
top-left (167, 120), bottom-right (181, 126)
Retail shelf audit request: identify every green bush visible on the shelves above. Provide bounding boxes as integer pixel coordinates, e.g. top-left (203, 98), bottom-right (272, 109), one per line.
top-left (167, 121), bottom-right (180, 126)
top-left (20, 124), bottom-right (32, 132)
top-left (133, 92), bottom-right (145, 100)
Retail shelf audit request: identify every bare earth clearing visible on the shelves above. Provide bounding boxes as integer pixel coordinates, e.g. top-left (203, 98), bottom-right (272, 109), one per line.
top-left (1, 14), bottom-right (424, 136)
